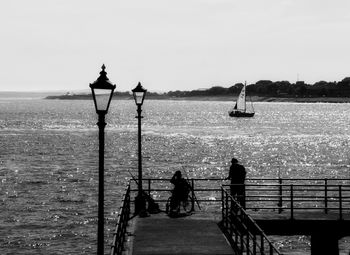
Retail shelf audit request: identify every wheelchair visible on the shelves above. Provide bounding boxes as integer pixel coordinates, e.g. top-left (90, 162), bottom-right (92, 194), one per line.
top-left (165, 192), bottom-right (193, 216)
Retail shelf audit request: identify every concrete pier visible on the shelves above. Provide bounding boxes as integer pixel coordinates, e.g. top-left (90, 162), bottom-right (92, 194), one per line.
top-left (130, 213), bottom-right (233, 255)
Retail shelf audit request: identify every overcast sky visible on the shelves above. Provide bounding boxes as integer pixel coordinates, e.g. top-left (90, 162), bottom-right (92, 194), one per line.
top-left (0, 0), bottom-right (349, 92)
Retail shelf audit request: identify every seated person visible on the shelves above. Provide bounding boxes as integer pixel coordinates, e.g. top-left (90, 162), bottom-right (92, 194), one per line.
top-left (169, 171), bottom-right (191, 211)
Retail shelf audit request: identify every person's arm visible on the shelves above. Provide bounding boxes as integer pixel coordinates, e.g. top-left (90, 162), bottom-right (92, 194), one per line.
top-left (170, 173), bottom-right (177, 184)
top-left (185, 179), bottom-right (192, 190)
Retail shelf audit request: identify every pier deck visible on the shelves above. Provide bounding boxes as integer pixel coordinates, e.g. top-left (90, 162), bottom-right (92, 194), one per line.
top-left (130, 213), bottom-right (233, 255)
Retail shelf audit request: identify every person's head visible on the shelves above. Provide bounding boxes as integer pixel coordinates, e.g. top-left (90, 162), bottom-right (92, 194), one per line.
top-left (175, 170), bottom-right (182, 178)
top-left (231, 158), bottom-right (238, 164)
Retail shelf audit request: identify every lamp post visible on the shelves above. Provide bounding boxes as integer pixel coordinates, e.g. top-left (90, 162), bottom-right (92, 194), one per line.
top-left (132, 82), bottom-right (147, 215)
top-left (90, 64), bottom-right (116, 255)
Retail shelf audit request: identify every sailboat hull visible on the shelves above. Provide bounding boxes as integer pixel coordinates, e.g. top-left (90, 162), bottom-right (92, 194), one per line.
top-left (229, 111), bottom-right (255, 118)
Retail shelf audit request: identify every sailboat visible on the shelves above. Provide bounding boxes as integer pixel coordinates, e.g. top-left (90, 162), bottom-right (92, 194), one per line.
top-left (228, 82), bottom-right (255, 117)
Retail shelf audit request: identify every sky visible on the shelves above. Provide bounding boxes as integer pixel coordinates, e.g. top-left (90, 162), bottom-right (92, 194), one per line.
top-left (0, 0), bottom-right (349, 92)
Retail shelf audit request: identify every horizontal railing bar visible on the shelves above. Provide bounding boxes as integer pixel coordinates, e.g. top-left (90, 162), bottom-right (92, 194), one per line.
top-left (235, 184), bottom-right (350, 187)
top-left (246, 195), bottom-right (332, 199)
top-left (142, 178), bottom-right (350, 181)
top-left (132, 189), bottom-right (350, 193)
top-left (247, 196), bottom-right (347, 199)
top-left (129, 199), bottom-right (223, 203)
top-left (130, 188), bottom-right (223, 192)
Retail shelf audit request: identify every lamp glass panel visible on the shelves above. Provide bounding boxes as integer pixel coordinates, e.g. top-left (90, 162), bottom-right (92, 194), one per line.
top-left (93, 88), bottom-right (112, 111)
top-left (134, 92), bottom-right (144, 105)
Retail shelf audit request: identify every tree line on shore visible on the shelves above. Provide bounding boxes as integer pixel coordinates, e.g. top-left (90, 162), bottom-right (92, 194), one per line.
top-left (46, 77), bottom-right (350, 100)
top-left (163, 77), bottom-right (350, 98)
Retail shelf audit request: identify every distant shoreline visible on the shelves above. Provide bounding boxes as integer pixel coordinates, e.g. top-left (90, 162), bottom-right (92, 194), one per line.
top-left (44, 94), bottom-right (350, 103)
top-left (159, 96), bottom-right (350, 103)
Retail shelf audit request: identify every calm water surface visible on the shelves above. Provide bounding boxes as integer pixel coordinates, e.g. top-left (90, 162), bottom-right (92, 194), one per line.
top-left (1, 99), bottom-right (350, 254)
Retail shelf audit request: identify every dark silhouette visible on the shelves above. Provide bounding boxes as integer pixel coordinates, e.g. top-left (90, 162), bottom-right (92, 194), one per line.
top-left (167, 170), bottom-right (192, 217)
top-left (47, 76), bottom-right (350, 101)
top-left (166, 77), bottom-right (350, 98)
top-left (127, 170), bottom-right (160, 215)
top-left (226, 158), bottom-right (246, 208)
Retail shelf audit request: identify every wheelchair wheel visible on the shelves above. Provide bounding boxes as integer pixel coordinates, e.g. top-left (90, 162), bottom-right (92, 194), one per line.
top-left (166, 196), bottom-right (180, 215)
top-left (182, 195), bottom-right (193, 213)
top-left (165, 197), bottom-right (171, 214)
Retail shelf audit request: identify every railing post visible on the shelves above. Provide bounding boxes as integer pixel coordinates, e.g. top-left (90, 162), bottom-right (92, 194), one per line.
top-left (339, 185), bottom-right (343, 220)
top-left (261, 234), bottom-right (264, 253)
top-left (270, 243), bottom-right (273, 255)
top-left (253, 233), bottom-right (257, 255)
top-left (225, 190), bottom-right (229, 230)
top-left (191, 179), bottom-right (195, 211)
top-left (222, 187), bottom-right (228, 230)
top-left (240, 228), bottom-right (244, 254)
top-left (246, 226), bottom-right (250, 254)
top-left (278, 178), bottom-right (283, 213)
top-left (290, 184), bottom-right (294, 220)
top-left (148, 179), bottom-right (151, 196)
top-left (324, 178), bottom-right (328, 214)
top-left (229, 196), bottom-right (233, 237)
top-left (221, 188), bottom-right (224, 224)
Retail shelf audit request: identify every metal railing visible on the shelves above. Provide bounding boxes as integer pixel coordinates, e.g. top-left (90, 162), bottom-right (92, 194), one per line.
top-left (131, 178), bottom-right (224, 207)
top-left (130, 178), bottom-right (350, 216)
top-left (110, 182), bottom-right (131, 255)
top-left (221, 187), bottom-right (281, 255)
top-left (241, 181), bottom-right (350, 220)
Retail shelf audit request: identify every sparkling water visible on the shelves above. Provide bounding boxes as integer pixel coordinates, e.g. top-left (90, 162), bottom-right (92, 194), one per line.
top-left (1, 99), bottom-right (350, 254)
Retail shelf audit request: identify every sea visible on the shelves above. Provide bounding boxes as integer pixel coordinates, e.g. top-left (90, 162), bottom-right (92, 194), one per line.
top-left (1, 98), bottom-right (350, 254)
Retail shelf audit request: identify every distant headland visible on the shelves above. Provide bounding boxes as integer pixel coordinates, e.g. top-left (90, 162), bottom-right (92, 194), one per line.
top-left (45, 77), bottom-right (350, 103)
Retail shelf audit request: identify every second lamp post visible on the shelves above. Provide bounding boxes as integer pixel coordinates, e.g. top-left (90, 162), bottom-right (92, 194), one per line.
top-left (132, 82), bottom-right (147, 215)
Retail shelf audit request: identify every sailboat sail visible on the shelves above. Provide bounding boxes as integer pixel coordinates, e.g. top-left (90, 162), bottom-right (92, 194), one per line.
top-left (236, 84), bottom-right (246, 111)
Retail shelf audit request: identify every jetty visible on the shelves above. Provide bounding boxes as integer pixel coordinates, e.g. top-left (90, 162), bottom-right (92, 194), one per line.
top-left (110, 178), bottom-right (350, 255)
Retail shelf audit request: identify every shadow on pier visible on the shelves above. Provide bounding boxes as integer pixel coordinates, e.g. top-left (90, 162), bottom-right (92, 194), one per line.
top-left (111, 178), bottom-right (350, 255)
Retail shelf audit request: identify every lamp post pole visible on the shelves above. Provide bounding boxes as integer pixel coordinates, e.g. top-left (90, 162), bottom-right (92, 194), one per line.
top-left (137, 104), bottom-right (143, 203)
top-left (89, 64), bottom-right (116, 255)
top-left (132, 82), bottom-right (147, 215)
top-left (97, 113), bottom-right (106, 255)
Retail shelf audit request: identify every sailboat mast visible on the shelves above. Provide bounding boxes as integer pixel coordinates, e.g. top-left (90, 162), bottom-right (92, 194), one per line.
top-left (244, 81), bottom-right (247, 112)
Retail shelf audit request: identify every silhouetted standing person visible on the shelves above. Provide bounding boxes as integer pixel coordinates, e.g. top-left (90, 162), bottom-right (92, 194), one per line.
top-left (226, 157), bottom-right (246, 208)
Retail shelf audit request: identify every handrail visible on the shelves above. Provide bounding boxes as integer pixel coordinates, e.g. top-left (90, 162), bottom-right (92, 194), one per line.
top-left (141, 177), bottom-right (350, 182)
top-left (110, 182), bottom-right (131, 255)
top-left (220, 187), bottom-right (281, 254)
top-left (129, 178), bottom-right (350, 219)
top-left (226, 183), bottom-right (350, 220)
